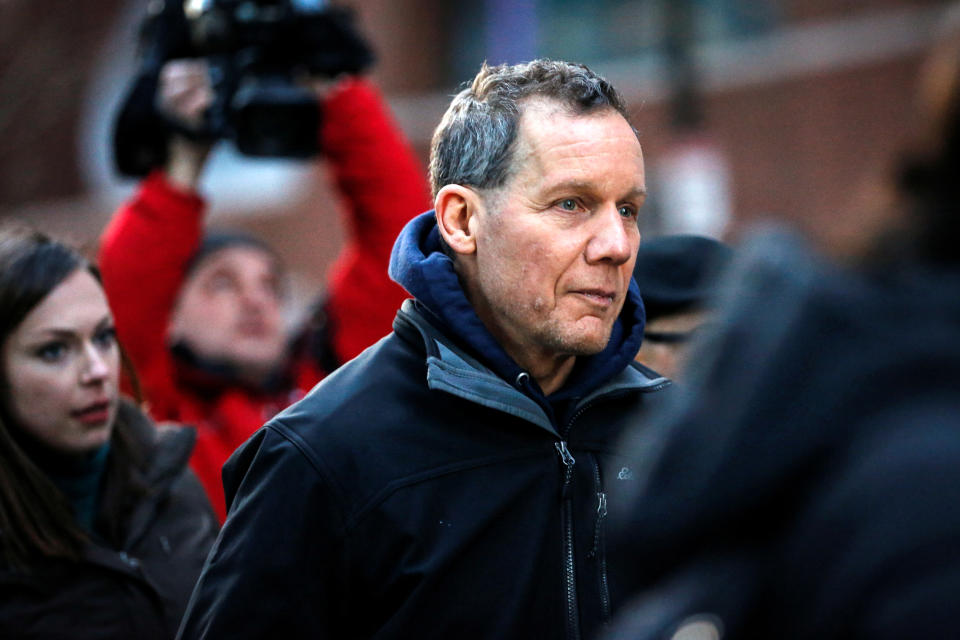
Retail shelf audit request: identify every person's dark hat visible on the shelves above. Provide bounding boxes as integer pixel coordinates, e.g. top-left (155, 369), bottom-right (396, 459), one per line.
top-left (185, 229), bottom-right (282, 276)
top-left (633, 234), bottom-right (733, 321)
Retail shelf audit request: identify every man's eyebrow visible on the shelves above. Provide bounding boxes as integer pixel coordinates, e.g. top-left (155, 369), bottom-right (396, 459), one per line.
top-left (542, 181), bottom-right (647, 200)
top-left (541, 180), bottom-right (594, 196)
top-left (205, 265), bottom-right (237, 278)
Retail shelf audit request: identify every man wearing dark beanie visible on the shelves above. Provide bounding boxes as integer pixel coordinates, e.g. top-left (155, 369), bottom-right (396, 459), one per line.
top-left (632, 234), bottom-right (732, 380)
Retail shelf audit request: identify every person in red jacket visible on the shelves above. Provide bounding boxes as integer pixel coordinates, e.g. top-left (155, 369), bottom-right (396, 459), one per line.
top-left (99, 60), bottom-right (430, 520)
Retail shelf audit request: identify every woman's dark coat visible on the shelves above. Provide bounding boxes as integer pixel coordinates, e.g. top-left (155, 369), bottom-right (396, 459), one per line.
top-left (0, 401), bottom-right (219, 639)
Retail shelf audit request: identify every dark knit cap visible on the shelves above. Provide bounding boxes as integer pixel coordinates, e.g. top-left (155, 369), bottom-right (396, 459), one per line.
top-left (185, 229), bottom-right (282, 276)
top-left (633, 234), bottom-right (733, 321)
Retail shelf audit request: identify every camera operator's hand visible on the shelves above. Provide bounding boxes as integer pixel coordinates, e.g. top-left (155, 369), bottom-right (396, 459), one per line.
top-left (158, 59), bottom-right (214, 130)
top-left (157, 59), bottom-right (215, 191)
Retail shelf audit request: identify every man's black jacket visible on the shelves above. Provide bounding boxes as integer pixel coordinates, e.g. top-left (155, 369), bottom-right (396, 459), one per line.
top-left (177, 300), bottom-right (671, 639)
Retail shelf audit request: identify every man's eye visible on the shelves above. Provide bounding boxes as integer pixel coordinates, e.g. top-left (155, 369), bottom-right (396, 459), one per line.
top-left (262, 277), bottom-right (284, 301)
top-left (618, 205), bottom-right (637, 219)
top-left (559, 199), bottom-right (578, 211)
top-left (207, 274), bottom-right (237, 293)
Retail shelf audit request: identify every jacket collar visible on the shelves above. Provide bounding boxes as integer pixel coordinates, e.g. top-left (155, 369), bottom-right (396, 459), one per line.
top-left (394, 300), bottom-right (668, 438)
top-left (109, 401), bottom-right (200, 545)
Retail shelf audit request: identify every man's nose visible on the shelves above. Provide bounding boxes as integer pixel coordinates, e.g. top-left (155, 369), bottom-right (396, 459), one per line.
top-left (585, 204), bottom-right (636, 265)
top-left (240, 282), bottom-right (279, 314)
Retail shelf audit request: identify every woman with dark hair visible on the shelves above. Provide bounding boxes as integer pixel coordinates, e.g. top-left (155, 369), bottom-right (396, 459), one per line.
top-left (0, 224), bottom-right (218, 639)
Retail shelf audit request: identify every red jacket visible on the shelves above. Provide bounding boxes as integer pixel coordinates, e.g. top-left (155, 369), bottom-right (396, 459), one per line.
top-left (99, 79), bottom-right (430, 520)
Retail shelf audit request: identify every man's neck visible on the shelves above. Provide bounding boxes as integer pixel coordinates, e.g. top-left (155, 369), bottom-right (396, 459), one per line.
top-left (532, 355), bottom-right (577, 395)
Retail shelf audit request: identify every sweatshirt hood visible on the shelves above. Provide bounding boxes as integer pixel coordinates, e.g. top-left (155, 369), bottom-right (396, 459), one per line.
top-left (389, 210), bottom-right (646, 404)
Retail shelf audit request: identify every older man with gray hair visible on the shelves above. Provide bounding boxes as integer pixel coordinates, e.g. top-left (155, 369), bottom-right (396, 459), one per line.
top-left (178, 59), bottom-right (670, 640)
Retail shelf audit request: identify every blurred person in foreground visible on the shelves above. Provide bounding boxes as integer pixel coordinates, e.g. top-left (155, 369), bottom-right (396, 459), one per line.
top-left (605, 9), bottom-right (960, 639)
top-left (632, 234), bottom-right (732, 380)
top-left (99, 50), bottom-right (430, 519)
top-left (177, 59), bottom-right (671, 639)
top-left (0, 225), bottom-right (218, 639)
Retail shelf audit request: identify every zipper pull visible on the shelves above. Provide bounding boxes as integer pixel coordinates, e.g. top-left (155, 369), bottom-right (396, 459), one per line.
top-left (588, 491), bottom-right (608, 559)
top-left (555, 440), bottom-right (576, 468)
top-left (555, 441), bottom-right (576, 498)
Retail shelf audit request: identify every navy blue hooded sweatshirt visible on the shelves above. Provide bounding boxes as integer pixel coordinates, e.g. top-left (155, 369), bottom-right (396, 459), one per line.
top-left (389, 210), bottom-right (648, 427)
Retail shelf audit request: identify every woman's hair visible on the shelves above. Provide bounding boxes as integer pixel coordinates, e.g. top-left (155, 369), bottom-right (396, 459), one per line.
top-left (0, 223), bottom-right (145, 568)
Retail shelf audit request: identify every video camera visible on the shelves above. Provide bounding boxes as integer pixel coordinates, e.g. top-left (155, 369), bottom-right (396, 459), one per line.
top-left (113, 0), bottom-right (374, 177)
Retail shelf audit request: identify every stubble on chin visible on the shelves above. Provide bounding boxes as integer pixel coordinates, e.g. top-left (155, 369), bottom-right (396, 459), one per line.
top-left (539, 313), bottom-right (616, 357)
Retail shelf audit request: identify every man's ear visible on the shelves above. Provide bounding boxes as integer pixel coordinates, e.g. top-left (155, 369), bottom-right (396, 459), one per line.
top-left (435, 184), bottom-right (481, 255)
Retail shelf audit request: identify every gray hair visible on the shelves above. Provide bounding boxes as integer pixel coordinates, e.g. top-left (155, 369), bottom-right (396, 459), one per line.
top-left (428, 59), bottom-right (633, 198)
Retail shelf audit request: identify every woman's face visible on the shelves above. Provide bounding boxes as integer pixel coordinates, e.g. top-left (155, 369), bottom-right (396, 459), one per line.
top-left (2, 269), bottom-right (120, 454)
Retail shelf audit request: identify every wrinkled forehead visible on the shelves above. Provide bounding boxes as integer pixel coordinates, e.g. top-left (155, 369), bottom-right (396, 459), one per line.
top-left (516, 98), bottom-right (638, 151)
top-left (512, 100), bottom-right (644, 178)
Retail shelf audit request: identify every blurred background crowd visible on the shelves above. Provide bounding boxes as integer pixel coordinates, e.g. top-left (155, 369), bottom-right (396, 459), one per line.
top-left (2, 0), bottom-right (950, 314)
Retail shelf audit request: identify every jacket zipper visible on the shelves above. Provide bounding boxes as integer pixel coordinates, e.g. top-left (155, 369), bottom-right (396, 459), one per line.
top-left (548, 383), bottom-right (663, 638)
top-left (555, 440), bottom-right (581, 640)
top-left (559, 396), bottom-right (625, 634)
top-left (588, 454), bottom-right (611, 623)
